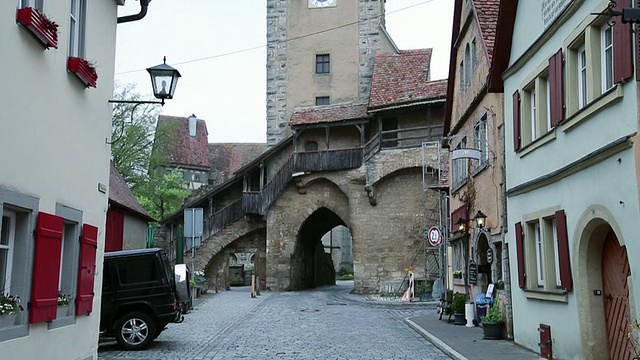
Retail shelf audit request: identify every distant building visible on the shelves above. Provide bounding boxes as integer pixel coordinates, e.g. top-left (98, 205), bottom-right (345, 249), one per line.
top-left (106, 162), bottom-right (155, 252)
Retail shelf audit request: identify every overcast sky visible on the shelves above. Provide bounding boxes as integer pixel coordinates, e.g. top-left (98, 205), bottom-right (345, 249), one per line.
top-left (114, 0), bottom-right (454, 143)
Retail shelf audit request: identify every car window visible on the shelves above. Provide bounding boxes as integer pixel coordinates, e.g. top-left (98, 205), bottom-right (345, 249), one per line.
top-left (116, 256), bottom-right (159, 284)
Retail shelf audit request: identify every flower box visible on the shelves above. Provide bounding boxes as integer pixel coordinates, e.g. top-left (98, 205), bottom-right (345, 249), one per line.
top-left (67, 57), bottom-right (98, 88)
top-left (16, 7), bottom-right (58, 49)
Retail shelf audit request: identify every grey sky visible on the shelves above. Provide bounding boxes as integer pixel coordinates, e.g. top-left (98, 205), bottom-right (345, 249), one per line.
top-left (114, 0), bottom-right (454, 143)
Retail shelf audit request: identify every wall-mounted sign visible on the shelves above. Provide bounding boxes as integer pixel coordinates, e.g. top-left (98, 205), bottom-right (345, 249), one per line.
top-left (487, 248), bottom-right (494, 264)
top-left (452, 148), bottom-right (481, 160)
top-left (468, 261), bottom-right (477, 284)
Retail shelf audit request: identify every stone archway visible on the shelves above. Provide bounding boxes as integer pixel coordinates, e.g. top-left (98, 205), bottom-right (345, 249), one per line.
top-left (575, 205), bottom-right (632, 360)
top-left (290, 207), bottom-right (346, 290)
top-left (474, 232), bottom-right (491, 295)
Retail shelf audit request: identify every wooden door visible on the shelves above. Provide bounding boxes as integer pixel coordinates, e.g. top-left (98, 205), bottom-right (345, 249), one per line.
top-left (601, 230), bottom-right (632, 360)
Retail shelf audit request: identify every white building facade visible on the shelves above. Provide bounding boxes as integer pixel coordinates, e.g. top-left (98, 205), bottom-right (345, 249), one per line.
top-left (0, 1), bottom-right (123, 359)
top-left (503, 0), bottom-right (640, 358)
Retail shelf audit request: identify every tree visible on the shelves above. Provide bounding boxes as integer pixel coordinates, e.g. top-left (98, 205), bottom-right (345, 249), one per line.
top-left (136, 169), bottom-right (190, 221)
top-left (110, 83), bottom-right (160, 187)
top-left (110, 83), bottom-right (190, 221)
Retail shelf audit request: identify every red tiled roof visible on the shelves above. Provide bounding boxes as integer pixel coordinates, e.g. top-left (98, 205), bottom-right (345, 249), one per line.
top-left (473, 0), bottom-right (500, 61)
top-left (368, 49), bottom-right (447, 110)
top-left (156, 115), bottom-right (210, 170)
top-left (109, 162), bottom-right (155, 222)
top-left (289, 103), bottom-right (369, 126)
top-left (208, 143), bottom-right (268, 184)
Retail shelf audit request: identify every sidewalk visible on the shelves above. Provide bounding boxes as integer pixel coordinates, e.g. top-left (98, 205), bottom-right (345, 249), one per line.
top-left (405, 315), bottom-right (544, 360)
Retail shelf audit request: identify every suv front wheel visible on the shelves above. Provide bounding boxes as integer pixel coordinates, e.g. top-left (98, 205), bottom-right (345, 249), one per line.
top-left (115, 311), bottom-right (157, 350)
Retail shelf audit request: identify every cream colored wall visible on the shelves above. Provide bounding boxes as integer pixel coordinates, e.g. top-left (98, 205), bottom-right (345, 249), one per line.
top-left (286, 2), bottom-right (360, 123)
top-left (0, 1), bottom-right (118, 359)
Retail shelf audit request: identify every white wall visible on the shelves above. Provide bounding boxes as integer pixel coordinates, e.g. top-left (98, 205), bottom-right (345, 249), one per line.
top-left (0, 0), bottom-right (118, 359)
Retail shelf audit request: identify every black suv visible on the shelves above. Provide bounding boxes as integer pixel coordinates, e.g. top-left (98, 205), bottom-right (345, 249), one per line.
top-left (100, 248), bottom-right (183, 350)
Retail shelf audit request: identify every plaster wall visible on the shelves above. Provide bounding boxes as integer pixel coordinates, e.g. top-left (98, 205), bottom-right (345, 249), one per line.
top-left (122, 215), bottom-right (148, 250)
top-left (0, 1), bottom-right (118, 359)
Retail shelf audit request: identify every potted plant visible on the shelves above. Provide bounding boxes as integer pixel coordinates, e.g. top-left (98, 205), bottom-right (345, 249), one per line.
top-left (481, 292), bottom-right (505, 339)
top-left (451, 292), bottom-right (466, 325)
top-left (16, 7), bottom-right (59, 49)
top-left (453, 270), bottom-right (463, 279)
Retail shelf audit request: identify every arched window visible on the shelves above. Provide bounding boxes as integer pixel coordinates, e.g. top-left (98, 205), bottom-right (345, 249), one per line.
top-left (464, 43), bottom-right (471, 87)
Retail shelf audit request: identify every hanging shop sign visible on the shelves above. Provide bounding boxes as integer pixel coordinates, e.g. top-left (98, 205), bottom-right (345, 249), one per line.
top-left (468, 261), bottom-right (477, 284)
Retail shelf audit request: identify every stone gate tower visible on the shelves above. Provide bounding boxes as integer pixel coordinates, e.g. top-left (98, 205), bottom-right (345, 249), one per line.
top-left (265, 0), bottom-right (396, 145)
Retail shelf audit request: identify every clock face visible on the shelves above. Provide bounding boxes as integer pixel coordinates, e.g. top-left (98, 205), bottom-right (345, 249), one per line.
top-left (308, 0), bottom-right (336, 8)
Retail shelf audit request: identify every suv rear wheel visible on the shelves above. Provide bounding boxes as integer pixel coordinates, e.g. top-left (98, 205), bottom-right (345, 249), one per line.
top-left (114, 311), bottom-right (157, 350)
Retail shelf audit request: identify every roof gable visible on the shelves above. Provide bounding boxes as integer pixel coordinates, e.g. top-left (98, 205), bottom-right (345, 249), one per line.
top-left (155, 115), bottom-right (210, 170)
top-left (473, 0), bottom-right (500, 62)
top-left (368, 49), bottom-right (447, 110)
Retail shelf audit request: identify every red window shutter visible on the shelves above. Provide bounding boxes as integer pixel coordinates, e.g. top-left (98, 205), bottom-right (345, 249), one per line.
top-left (555, 210), bottom-right (573, 291)
top-left (77, 224), bottom-right (98, 316)
top-left (30, 212), bottom-right (64, 324)
top-left (614, 0), bottom-right (633, 82)
top-left (636, 1), bottom-right (640, 81)
top-left (548, 49), bottom-right (564, 127)
top-left (515, 222), bottom-right (525, 289)
top-left (513, 90), bottom-right (521, 151)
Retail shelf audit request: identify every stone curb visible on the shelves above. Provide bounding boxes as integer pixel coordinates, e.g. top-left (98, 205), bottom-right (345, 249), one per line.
top-left (404, 317), bottom-right (468, 360)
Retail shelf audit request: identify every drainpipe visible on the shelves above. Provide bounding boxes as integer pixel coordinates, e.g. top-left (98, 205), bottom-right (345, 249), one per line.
top-left (117, 0), bottom-right (150, 24)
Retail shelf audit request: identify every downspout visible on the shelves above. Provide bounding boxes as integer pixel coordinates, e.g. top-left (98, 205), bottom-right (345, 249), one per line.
top-left (117, 0), bottom-right (150, 24)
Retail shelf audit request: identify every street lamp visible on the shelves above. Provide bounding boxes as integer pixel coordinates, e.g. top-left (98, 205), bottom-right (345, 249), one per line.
top-left (107, 57), bottom-right (181, 144)
top-left (455, 217), bottom-right (467, 233)
top-left (474, 210), bottom-right (487, 229)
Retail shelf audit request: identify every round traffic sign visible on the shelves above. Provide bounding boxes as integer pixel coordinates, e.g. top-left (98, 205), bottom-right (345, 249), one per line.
top-left (427, 226), bottom-right (443, 247)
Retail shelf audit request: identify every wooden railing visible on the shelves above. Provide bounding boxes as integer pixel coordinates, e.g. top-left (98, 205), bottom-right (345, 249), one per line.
top-left (364, 125), bottom-right (443, 160)
top-left (294, 148), bottom-right (363, 172)
top-left (242, 192), bottom-right (262, 214)
top-left (259, 155), bottom-right (294, 213)
top-left (203, 198), bottom-right (243, 239)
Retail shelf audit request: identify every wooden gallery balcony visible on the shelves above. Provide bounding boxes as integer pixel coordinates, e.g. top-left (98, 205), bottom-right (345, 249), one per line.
top-left (293, 148), bottom-right (363, 172)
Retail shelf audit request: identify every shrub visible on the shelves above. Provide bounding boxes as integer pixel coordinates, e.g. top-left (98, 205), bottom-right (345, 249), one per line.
top-left (481, 293), bottom-right (505, 323)
top-left (452, 292), bottom-right (466, 314)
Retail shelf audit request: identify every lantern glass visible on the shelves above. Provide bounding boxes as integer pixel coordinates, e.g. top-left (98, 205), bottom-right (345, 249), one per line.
top-left (147, 58), bottom-right (182, 100)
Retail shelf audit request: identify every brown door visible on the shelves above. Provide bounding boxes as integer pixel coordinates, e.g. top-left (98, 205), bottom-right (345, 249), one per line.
top-left (601, 230), bottom-right (632, 360)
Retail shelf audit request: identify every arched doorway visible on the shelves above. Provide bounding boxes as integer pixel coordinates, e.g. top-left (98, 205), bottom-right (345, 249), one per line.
top-left (290, 207), bottom-right (347, 290)
top-left (601, 230), bottom-right (632, 359)
top-left (475, 232), bottom-right (491, 295)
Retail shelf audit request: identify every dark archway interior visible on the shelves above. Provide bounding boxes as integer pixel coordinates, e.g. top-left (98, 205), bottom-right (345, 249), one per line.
top-left (290, 207), bottom-right (345, 290)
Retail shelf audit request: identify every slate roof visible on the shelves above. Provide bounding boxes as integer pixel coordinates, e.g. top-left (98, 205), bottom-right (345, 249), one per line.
top-left (155, 115), bottom-right (210, 170)
top-left (473, 0), bottom-right (500, 61)
top-left (368, 49), bottom-right (447, 111)
top-left (289, 103), bottom-right (370, 126)
top-left (208, 143), bottom-right (269, 185)
top-left (109, 162), bottom-right (155, 222)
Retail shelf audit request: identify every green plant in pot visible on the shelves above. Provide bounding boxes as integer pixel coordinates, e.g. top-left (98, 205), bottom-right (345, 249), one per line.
top-left (481, 292), bottom-right (505, 339)
top-left (451, 292), bottom-right (466, 325)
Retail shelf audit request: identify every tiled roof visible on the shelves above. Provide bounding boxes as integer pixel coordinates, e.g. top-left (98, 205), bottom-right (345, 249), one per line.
top-left (208, 143), bottom-right (269, 185)
top-left (109, 162), bottom-right (155, 221)
top-left (473, 0), bottom-right (500, 61)
top-left (155, 115), bottom-right (210, 170)
top-left (368, 49), bottom-right (447, 110)
top-left (289, 103), bottom-right (369, 126)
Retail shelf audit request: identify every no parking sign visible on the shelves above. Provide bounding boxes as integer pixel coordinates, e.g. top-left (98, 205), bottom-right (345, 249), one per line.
top-left (427, 226), bottom-right (443, 247)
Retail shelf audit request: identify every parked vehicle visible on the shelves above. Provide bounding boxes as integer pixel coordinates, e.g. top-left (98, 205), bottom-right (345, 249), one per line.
top-left (100, 248), bottom-right (183, 350)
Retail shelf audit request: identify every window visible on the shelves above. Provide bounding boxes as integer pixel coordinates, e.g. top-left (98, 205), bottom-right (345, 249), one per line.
top-left (601, 23), bottom-right (613, 92)
top-left (0, 212), bottom-right (16, 293)
top-left (68, 0), bottom-right (86, 58)
top-left (577, 45), bottom-right (587, 109)
top-left (452, 137), bottom-right (468, 189)
top-left (471, 38), bottom-right (477, 71)
top-left (521, 74), bottom-right (550, 146)
top-left (459, 60), bottom-right (465, 90)
top-left (315, 96), bottom-right (330, 106)
top-left (473, 115), bottom-right (488, 170)
top-left (315, 54), bottom-right (330, 74)
top-left (464, 43), bottom-right (471, 87)
top-left (565, 12), bottom-right (632, 116)
top-left (515, 210), bottom-right (573, 294)
top-left (19, 0), bottom-right (44, 9)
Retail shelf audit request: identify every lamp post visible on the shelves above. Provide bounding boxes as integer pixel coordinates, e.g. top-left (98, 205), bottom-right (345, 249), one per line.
top-left (107, 57), bottom-right (181, 144)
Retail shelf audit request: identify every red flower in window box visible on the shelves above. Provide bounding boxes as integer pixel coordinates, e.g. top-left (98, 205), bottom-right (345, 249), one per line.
top-left (67, 57), bottom-right (98, 88)
top-left (16, 7), bottom-right (58, 49)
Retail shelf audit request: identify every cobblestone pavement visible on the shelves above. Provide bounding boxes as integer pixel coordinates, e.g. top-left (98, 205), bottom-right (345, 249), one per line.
top-left (98, 281), bottom-right (450, 360)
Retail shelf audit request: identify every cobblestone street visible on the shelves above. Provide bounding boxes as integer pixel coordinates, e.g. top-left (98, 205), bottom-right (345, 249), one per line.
top-left (98, 281), bottom-right (450, 360)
